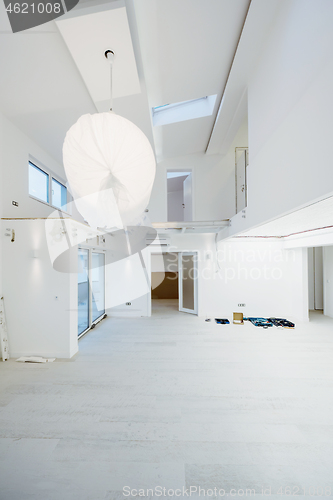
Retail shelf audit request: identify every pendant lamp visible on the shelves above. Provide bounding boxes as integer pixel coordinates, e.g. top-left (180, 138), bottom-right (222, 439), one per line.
top-left (63, 50), bottom-right (156, 230)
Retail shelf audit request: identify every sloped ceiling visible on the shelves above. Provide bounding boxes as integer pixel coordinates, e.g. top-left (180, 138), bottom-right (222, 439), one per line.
top-left (133, 0), bottom-right (250, 160)
top-left (0, 0), bottom-right (273, 166)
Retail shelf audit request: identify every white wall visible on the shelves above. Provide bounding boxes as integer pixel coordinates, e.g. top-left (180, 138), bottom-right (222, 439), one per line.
top-left (0, 114), bottom-right (3, 298)
top-left (148, 119), bottom-right (248, 223)
top-left (105, 232), bottom-right (308, 322)
top-left (0, 110), bottom-right (84, 222)
top-left (1, 112), bottom-right (64, 219)
top-left (224, 0), bottom-right (333, 238)
top-left (1, 220), bottom-right (78, 358)
top-left (0, 111), bottom-right (87, 358)
top-left (173, 235), bottom-right (307, 322)
top-left (105, 248), bottom-right (151, 317)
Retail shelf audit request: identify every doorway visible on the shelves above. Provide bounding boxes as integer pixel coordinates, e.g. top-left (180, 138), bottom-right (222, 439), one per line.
top-left (150, 251), bottom-right (198, 315)
top-left (308, 247), bottom-right (324, 311)
top-left (167, 170), bottom-right (193, 221)
top-left (235, 147), bottom-right (249, 213)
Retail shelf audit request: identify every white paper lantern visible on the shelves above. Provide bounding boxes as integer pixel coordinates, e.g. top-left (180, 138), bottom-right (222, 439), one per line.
top-left (63, 112), bottom-right (156, 229)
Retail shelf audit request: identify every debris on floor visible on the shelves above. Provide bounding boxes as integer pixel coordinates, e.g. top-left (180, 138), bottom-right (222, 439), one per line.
top-left (215, 318), bottom-right (230, 324)
top-left (244, 317), bottom-right (295, 329)
top-left (244, 317), bottom-right (273, 328)
top-left (268, 318), bottom-right (295, 328)
top-left (16, 356), bottom-right (55, 363)
top-left (233, 312), bottom-right (244, 324)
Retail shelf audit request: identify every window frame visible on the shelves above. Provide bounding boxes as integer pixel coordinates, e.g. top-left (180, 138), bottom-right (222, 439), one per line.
top-left (28, 157), bottom-right (71, 214)
top-left (28, 161), bottom-right (50, 205)
top-left (51, 177), bottom-right (68, 211)
top-left (77, 247), bottom-right (106, 339)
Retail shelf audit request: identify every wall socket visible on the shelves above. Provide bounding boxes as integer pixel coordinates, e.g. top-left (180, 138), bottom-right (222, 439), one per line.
top-left (238, 303), bottom-right (246, 307)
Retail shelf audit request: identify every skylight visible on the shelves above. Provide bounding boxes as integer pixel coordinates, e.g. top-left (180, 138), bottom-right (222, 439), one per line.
top-left (152, 95), bottom-right (217, 127)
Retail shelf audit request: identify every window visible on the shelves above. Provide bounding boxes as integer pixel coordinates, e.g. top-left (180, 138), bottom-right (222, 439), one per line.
top-left (29, 162), bottom-right (49, 203)
top-left (152, 94), bottom-right (217, 127)
top-left (29, 159), bottom-right (69, 212)
top-left (52, 178), bottom-right (67, 210)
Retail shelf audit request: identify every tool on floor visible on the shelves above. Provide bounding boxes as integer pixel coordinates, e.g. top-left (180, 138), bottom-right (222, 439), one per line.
top-left (0, 297), bottom-right (9, 361)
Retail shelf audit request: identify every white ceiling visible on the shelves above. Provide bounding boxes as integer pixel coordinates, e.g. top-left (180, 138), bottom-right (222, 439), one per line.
top-left (0, 0), bottom-right (279, 167)
top-left (56, 6), bottom-right (141, 105)
top-left (133, 0), bottom-right (250, 159)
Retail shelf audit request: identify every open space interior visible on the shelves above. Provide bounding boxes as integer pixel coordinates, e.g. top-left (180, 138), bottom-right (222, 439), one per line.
top-left (1, 0), bottom-right (333, 498)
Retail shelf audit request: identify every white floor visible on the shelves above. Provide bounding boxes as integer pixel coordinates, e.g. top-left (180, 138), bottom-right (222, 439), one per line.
top-left (0, 302), bottom-right (333, 499)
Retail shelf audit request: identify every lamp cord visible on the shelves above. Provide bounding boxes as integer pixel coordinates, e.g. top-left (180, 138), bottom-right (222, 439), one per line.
top-left (110, 61), bottom-right (113, 112)
top-left (105, 50), bottom-right (115, 112)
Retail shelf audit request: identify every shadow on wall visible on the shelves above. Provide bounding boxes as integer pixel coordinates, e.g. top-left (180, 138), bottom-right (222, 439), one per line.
top-left (151, 272), bottom-right (178, 299)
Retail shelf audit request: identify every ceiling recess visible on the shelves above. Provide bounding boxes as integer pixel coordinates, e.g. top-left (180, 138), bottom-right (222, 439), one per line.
top-left (56, 6), bottom-right (141, 110)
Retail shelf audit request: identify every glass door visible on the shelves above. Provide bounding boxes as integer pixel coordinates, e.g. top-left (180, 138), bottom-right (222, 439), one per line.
top-left (78, 249), bottom-right (105, 337)
top-left (179, 252), bottom-right (198, 315)
top-left (78, 248), bottom-right (89, 336)
top-left (92, 252), bottom-right (105, 322)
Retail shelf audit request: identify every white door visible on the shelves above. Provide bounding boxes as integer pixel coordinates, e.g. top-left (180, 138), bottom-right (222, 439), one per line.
top-left (236, 150), bottom-right (247, 213)
top-left (183, 174), bottom-right (193, 221)
top-left (179, 252), bottom-right (198, 314)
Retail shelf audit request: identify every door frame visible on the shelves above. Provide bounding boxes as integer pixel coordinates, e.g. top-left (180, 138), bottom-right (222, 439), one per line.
top-left (78, 246), bottom-right (106, 339)
top-left (166, 169), bottom-right (194, 222)
top-left (148, 250), bottom-right (199, 316)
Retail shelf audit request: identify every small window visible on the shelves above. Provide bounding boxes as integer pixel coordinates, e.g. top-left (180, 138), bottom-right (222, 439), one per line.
top-left (152, 95), bottom-right (217, 127)
top-left (29, 159), bottom-right (69, 212)
top-left (52, 178), bottom-right (67, 210)
top-left (29, 161), bottom-right (49, 203)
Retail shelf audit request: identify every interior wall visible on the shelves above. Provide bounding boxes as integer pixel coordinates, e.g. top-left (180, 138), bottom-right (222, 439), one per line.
top-left (224, 0), bottom-right (333, 238)
top-left (174, 234), bottom-right (308, 322)
top-left (0, 111), bottom-right (87, 358)
top-left (148, 119), bottom-right (248, 223)
top-left (0, 114), bottom-right (3, 298)
top-left (105, 246), bottom-right (150, 317)
top-left (1, 220), bottom-right (77, 358)
top-left (107, 234), bottom-right (308, 322)
top-left (0, 110), bottom-right (84, 222)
